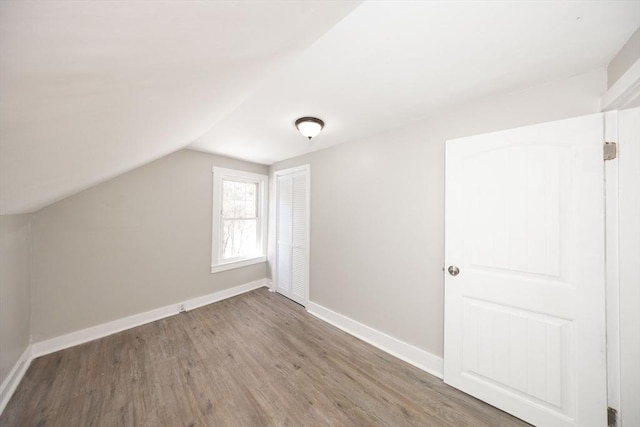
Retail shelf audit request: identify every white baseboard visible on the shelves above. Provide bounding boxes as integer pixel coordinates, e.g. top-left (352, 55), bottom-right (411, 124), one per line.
top-left (31, 278), bottom-right (269, 358)
top-left (1, 278), bottom-right (269, 416)
top-left (0, 344), bottom-right (33, 414)
top-left (306, 301), bottom-right (444, 379)
top-left (3, 282), bottom-right (440, 417)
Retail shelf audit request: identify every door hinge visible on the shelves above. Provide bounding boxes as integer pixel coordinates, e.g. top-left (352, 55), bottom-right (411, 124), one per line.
top-left (608, 406), bottom-right (618, 427)
top-left (604, 141), bottom-right (617, 161)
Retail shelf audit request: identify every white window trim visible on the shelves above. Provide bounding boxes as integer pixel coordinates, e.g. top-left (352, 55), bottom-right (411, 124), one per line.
top-left (211, 167), bottom-right (268, 274)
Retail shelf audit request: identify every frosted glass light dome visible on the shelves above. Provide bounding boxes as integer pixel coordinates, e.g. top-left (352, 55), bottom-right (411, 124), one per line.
top-left (295, 117), bottom-right (324, 140)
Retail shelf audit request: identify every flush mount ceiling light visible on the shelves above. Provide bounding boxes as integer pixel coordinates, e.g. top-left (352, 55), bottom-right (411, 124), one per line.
top-left (295, 117), bottom-right (324, 140)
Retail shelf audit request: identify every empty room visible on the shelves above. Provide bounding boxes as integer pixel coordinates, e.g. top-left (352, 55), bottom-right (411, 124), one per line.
top-left (1, 1), bottom-right (639, 426)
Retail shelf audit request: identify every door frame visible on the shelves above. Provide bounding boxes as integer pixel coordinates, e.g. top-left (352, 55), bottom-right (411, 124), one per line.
top-left (601, 58), bottom-right (640, 421)
top-left (273, 164), bottom-right (311, 306)
top-left (604, 110), bottom-right (621, 415)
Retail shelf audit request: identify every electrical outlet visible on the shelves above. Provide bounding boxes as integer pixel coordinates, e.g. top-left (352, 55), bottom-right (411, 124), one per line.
top-left (179, 303), bottom-right (186, 313)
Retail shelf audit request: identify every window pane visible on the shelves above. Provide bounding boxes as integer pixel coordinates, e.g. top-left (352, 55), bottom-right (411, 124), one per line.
top-left (223, 219), bottom-right (257, 259)
top-left (244, 200), bottom-right (256, 217)
top-left (222, 180), bottom-right (236, 217)
top-left (246, 183), bottom-right (256, 199)
top-left (222, 180), bottom-right (258, 219)
top-left (233, 182), bottom-right (244, 216)
top-left (242, 182), bottom-right (257, 217)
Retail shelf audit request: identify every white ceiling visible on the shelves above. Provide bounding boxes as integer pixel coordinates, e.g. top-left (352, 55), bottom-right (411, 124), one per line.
top-left (0, 0), bottom-right (359, 214)
top-left (1, 1), bottom-right (639, 214)
top-left (189, 0), bottom-right (640, 163)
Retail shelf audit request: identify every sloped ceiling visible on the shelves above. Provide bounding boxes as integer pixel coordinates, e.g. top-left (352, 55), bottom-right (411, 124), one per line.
top-left (189, 0), bottom-right (640, 163)
top-left (1, 1), bottom-right (639, 214)
top-left (0, 0), bottom-right (360, 214)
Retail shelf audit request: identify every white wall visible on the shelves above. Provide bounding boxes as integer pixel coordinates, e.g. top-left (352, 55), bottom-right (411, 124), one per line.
top-left (608, 28), bottom-right (640, 89)
top-left (0, 215), bottom-right (31, 387)
top-left (30, 149), bottom-right (268, 342)
top-left (270, 68), bottom-right (605, 358)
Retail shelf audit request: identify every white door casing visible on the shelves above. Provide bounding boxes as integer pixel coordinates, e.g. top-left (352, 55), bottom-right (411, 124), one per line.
top-left (444, 114), bottom-right (607, 427)
top-left (275, 165), bottom-right (310, 306)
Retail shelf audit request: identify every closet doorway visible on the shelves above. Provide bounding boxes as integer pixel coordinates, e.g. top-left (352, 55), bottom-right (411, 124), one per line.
top-left (274, 165), bottom-right (310, 306)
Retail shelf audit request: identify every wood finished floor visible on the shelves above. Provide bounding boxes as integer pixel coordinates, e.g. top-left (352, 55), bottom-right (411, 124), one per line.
top-left (1, 288), bottom-right (529, 426)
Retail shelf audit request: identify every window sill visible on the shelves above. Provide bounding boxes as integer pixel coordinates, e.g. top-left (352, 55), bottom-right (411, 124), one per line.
top-left (211, 256), bottom-right (266, 274)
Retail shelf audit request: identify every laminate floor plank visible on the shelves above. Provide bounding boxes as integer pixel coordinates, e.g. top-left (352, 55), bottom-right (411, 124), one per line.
top-left (1, 288), bottom-right (530, 426)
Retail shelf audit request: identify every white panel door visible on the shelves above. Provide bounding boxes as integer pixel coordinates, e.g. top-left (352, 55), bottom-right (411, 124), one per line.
top-left (444, 114), bottom-right (607, 427)
top-left (276, 165), bottom-right (310, 306)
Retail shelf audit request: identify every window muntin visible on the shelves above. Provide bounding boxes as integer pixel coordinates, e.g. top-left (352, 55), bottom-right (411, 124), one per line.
top-left (212, 168), bottom-right (267, 273)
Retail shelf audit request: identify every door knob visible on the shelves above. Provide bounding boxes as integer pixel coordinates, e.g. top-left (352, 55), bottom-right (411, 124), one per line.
top-left (448, 265), bottom-right (460, 276)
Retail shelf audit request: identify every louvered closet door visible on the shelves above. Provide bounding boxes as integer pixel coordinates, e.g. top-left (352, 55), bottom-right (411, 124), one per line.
top-left (277, 176), bottom-right (293, 295)
top-left (276, 165), bottom-right (309, 306)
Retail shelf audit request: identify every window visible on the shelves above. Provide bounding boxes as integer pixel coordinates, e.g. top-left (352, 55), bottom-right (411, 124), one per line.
top-left (211, 167), bottom-right (267, 273)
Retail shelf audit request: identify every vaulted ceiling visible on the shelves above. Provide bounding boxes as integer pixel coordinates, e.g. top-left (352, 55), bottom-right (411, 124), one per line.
top-left (1, 1), bottom-right (639, 214)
